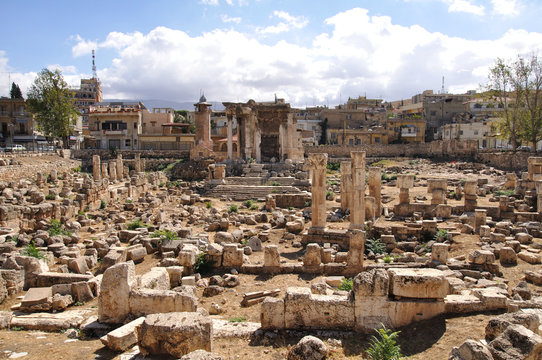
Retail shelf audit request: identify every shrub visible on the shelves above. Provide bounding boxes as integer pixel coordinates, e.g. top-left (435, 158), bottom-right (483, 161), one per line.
top-left (45, 193), bottom-right (56, 200)
top-left (24, 241), bottom-right (44, 259)
top-left (205, 201), bottom-right (213, 209)
top-left (167, 180), bottom-right (182, 188)
top-left (7, 235), bottom-right (18, 243)
top-left (381, 173), bottom-right (398, 182)
top-left (126, 219), bottom-right (147, 230)
top-left (326, 190), bottom-right (333, 198)
top-left (244, 200), bottom-right (253, 208)
top-left (250, 204), bottom-right (259, 211)
top-left (304, 200), bottom-right (312, 208)
top-left (365, 238), bottom-right (386, 255)
top-left (271, 181), bottom-right (280, 186)
top-left (48, 219), bottom-right (71, 237)
top-left (228, 316), bottom-right (247, 323)
top-left (151, 229), bottom-right (178, 241)
top-left (72, 166), bottom-right (81, 173)
top-left (194, 253), bottom-right (214, 274)
top-left (409, 160), bottom-right (418, 165)
top-left (383, 255), bottom-right (394, 264)
top-left (229, 204), bottom-right (238, 213)
top-left (326, 162), bottom-right (340, 171)
top-left (100, 200), bottom-right (107, 209)
top-left (338, 278), bottom-right (353, 291)
top-left (433, 229), bottom-right (448, 241)
top-left (494, 189), bottom-right (514, 197)
top-left (366, 324), bottom-right (404, 360)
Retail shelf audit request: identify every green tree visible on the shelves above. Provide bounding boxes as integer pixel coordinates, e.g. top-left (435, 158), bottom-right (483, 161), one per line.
top-left (486, 58), bottom-right (521, 149)
top-left (514, 54), bottom-right (542, 151)
top-left (10, 82), bottom-right (23, 99)
top-left (320, 118), bottom-right (328, 144)
top-left (26, 69), bottom-right (79, 148)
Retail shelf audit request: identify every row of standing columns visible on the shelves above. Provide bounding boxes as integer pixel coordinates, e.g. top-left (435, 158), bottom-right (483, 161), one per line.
top-left (92, 154), bottom-right (144, 181)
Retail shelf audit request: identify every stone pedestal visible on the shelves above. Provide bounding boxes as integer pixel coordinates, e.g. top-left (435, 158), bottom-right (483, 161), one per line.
top-left (307, 153), bottom-right (328, 230)
top-left (101, 163), bottom-right (109, 180)
top-left (431, 243), bottom-right (449, 264)
top-left (227, 115), bottom-right (233, 161)
top-left (340, 161), bottom-right (352, 212)
top-left (397, 174), bottom-right (415, 205)
top-left (109, 162), bottom-right (117, 182)
top-left (474, 209), bottom-right (487, 232)
top-left (536, 181), bottom-right (542, 213)
top-left (116, 155), bottom-right (124, 180)
top-left (303, 243), bottom-right (322, 268)
top-left (464, 180), bottom-right (478, 212)
top-left (347, 229), bottom-right (365, 268)
top-left (135, 154), bottom-right (141, 173)
top-left (528, 157), bottom-right (542, 181)
top-left (427, 179), bottom-right (447, 205)
top-left (350, 151), bottom-right (366, 229)
top-left (92, 155), bottom-right (101, 180)
top-left (365, 196), bottom-right (376, 222)
top-left (368, 167), bottom-right (382, 217)
top-left (505, 173), bottom-right (517, 190)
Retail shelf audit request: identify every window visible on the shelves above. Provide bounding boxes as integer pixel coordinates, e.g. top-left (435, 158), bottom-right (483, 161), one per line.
top-left (346, 114), bottom-right (352, 120)
top-left (349, 139), bottom-right (354, 145)
top-left (134, 122), bottom-right (137, 129)
top-left (125, 139), bottom-right (131, 147)
top-left (460, 130), bottom-right (464, 135)
top-left (430, 111), bottom-right (437, 116)
top-left (474, 130), bottom-right (478, 135)
top-left (375, 137), bottom-right (380, 143)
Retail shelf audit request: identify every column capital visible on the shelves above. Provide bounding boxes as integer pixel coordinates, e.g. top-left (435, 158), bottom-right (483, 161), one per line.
top-left (307, 153), bottom-right (328, 170)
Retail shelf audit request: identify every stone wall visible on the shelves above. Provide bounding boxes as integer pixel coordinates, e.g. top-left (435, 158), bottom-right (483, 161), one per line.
top-left (475, 150), bottom-right (531, 172)
top-left (304, 140), bottom-right (478, 159)
top-left (72, 150), bottom-right (190, 172)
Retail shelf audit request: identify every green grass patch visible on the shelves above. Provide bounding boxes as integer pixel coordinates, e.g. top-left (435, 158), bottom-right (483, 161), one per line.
top-left (371, 159), bottom-right (397, 167)
top-left (48, 219), bottom-right (71, 237)
top-left (494, 189), bottom-right (514, 196)
top-left (126, 219), bottom-right (148, 230)
top-left (24, 241), bottom-right (44, 259)
top-left (228, 316), bottom-right (247, 323)
top-left (326, 162), bottom-right (340, 171)
top-left (194, 253), bottom-right (214, 274)
top-left (45, 193), bottom-right (56, 200)
top-left (229, 204), bottom-right (238, 213)
top-left (205, 201), bottom-right (213, 209)
top-left (151, 229), bottom-right (178, 240)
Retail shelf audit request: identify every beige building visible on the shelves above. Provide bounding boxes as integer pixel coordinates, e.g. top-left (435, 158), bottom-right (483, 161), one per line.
top-left (0, 97), bottom-right (35, 147)
top-left (71, 78), bottom-right (102, 132)
top-left (89, 102), bottom-right (142, 150)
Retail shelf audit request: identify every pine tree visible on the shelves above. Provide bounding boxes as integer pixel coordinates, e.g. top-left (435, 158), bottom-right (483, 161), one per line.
top-left (10, 82), bottom-right (23, 99)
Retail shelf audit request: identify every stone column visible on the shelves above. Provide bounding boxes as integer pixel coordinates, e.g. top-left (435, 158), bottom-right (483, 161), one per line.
top-left (109, 162), bottom-right (117, 182)
top-left (116, 154), bottom-right (123, 180)
top-left (464, 180), bottom-right (478, 211)
top-left (527, 157), bottom-right (542, 181)
top-left (208, 164), bottom-right (215, 180)
top-left (307, 153), bottom-right (328, 231)
top-left (340, 161), bottom-right (352, 212)
top-left (135, 154), bottom-right (141, 173)
top-left (254, 126), bottom-right (261, 163)
top-left (92, 155), bottom-right (101, 181)
top-left (427, 179), bottom-right (447, 205)
top-left (227, 115), bottom-right (233, 161)
top-left (101, 162), bottom-right (109, 180)
top-left (397, 174), bottom-right (415, 205)
top-left (215, 164), bottom-right (226, 180)
top-left (536, 180), bottom-right (542, 212)
top-left (474, 209), bottom-right (487, 232)
top-left (368, 167), bottom-right (381, 217)
top-left (347, 229), bottom-right (365, 268)
top-left (350, 151), bottom-right (366, 229)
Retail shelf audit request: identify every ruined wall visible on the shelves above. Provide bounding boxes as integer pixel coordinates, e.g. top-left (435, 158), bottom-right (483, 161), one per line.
top-left (72, 150), bottom-right (190, 172)
top-left (304, 140), bottom-right (478, 159)
top-left (475, 150), bottom-right (530, 172)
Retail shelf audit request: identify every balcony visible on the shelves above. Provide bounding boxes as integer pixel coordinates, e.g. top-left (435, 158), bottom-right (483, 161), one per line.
top-left (90, 129), bottom-right (128, 136)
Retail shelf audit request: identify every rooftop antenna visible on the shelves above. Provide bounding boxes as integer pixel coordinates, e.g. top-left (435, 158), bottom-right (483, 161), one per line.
top-left (92, 50), bottom-right (97, 79)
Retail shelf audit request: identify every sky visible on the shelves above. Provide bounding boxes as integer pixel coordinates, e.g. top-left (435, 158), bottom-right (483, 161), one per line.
top-left (1, 0), bottom-right (541, 108)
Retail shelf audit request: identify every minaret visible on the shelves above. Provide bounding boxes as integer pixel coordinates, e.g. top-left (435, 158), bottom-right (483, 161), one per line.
top-left (194, 93), bottom-right (212, 149)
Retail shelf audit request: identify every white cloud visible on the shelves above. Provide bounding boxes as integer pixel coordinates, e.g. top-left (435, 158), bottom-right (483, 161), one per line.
top-left (71, 35), bottom-right (98, 57)
top-left (46, 64), bottom-right (77, 74)
top-left (491, 0), bottom-right (520, 16)
top-left (258, 10), bottom-right (308, 34)
top-left (221, 14), bottom-right (242, 24)
top-left (60, 8), bottom-right (542, 107)
top-left (445, 0), bottom-right (485, 15)
top-left (200, 0), bottom-right (219, 5)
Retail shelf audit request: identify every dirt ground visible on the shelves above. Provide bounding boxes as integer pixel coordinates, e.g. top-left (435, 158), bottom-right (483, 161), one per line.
top-left (1, 156), bottom-right (540, 359)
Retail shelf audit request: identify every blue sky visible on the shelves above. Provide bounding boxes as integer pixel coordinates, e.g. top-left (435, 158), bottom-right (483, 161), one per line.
top-left (1, 0), bottom-right (541, 107)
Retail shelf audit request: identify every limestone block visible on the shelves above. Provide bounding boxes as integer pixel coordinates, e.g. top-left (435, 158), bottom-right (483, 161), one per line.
top-left (264, 245), bottom-right (280, 268)
top-left (449, 339), bottom-right (493, 360)
top-left (127, 246), bottom-right (147, 263)
top-left (397, 174), bottom-right (414, 189)
top-left (71, 281), bottom-right (94, 303)
top-left (284, 287), bottom-right (355, 330)
top-left (468, 250), bottom-right (496, 265)
top-left (222, 244), bottom-right (243, 268)
top-left (207, 243), bottom-right (223, 256)
top-left (287, 335), bottom-right (328, 360)
top-left (431, 243), bottom-right (449, 264)
top-left (179, 250), bottom-right (197, 268)
top-left (488, 324), bottom-right (542, 360)
top-left (388, 300), bottom-right (445, 328)
top-left (260, 297), bottom-right (285, 329)
top-left (68, 257), bottom-right (89, 274)
top-left (499, 247), bottom-right (517, 266)
top-left (129, 289), bottom-right (197, 317)
top-left (480, 225), bottom-right (491, 238)
top-left (286, 219), bottom-right (304, 234)
top-left (139, 267), bottom-right (170, 291)
top-left (166, 266), bottom-right (184, 288)
top-left (388, 268), bottom-right (449, 299)
top-left (304, 243), bottom-right (322, 267)
top-left (20, 286), bottom-right (52, 312)
top-left (180, 350), bottom-right (224, 360)
top-left (247, 236), bottom-right (262, 252)
top-left (485, 312), bottom-right (540, 342)
top-left (518, 251), bottom-right (541, 264)
top-left (516, 232), bottom-right (533, 244)
top-left (353, 296), bottom-right (391, 332)
top-left (353, 269), bottom-right (389, 297)
top-left (98, 261), bottom-right (136, 324)
top-left (435, 204), bottom-right (452, 218)
top-left (214, 232), bottom-right (233, 244)
top-left (102, 316), bottom-right (145, 352)
top-left (137, 312), bottom-right (213, 358)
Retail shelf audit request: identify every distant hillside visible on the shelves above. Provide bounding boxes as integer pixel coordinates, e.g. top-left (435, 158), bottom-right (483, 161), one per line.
top-left (103, 99), bottom-right (225, 111)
